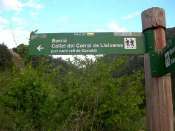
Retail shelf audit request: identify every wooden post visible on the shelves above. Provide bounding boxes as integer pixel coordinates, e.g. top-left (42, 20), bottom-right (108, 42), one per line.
top-left (142, 7), bottom-right (174, 131)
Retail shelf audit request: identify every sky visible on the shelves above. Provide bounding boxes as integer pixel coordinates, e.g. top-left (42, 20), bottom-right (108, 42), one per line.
top-left (0, 0), bottom-right (175, 48)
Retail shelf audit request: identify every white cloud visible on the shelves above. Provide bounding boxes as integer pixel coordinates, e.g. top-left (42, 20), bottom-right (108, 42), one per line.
top-left (0, 16), bottom-right (9, 29)
top-left (11, 17), bottom-right (26, 26)
top-left (0, 0), bottom-right (22, 11)
top-left (0, 16), bottom-right (8, 25)
top-left (108, 21), bottom-right (127, 32)
top-left (0, 0), bottom-right (43, 11)
top-left (96, 21), bottom-right (127, 32)
top-left (0, 28), bottom-right (30, 48)
top-left (0, 16), bottom-right (33, 48)
top-left (122, 11), bottom-right (140, 20)
top-left (23, 0), bottom-right (43, 10)
top-left (30, 11), bottom-right (39, 17)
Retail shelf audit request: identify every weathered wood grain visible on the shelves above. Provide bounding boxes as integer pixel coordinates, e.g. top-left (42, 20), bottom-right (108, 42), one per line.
top-left (142, 7), bottom-right (174, 131)
top-left (142, 7), bottom-right (166, 31)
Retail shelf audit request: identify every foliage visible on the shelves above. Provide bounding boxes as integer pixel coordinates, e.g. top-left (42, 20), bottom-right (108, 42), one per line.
top-left (0, 67), bottom-right (57, 130)
top-left (0, 55), bottom-right (145, 131)
top-left (13, 44), bottom-right (27, 59)
top-left (13, 44), bottom-right (29, 64)
top-left (55, 56), bottom-right (145, 131)
top-left (0, 44), bottom-right (13, 71)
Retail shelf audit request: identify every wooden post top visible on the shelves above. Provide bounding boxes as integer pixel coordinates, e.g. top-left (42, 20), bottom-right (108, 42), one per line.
top-left (141, 7), bottom-right (166, 31)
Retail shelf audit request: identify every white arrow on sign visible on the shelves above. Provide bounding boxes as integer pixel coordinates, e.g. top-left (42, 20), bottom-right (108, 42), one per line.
top-left (37, 45), bottom-right (44, 51)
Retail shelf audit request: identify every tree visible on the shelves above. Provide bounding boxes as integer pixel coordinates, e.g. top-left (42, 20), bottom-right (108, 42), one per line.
top-left (0, 55), bottom-right (145, 130)
top-left (51, 56), bottom-right (145, 131)
top-left (0, 66), bottom-right (58, 130)
top-left (13, 44), bottom-right (30, 65)
top-left (0, 43), bottom-right (13, 71)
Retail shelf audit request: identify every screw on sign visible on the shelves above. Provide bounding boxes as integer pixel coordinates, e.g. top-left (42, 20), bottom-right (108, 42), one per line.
top-left (124, 38), bottom-right (136, 49)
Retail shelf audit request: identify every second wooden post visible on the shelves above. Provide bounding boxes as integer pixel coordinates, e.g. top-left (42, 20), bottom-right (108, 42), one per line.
top-left (142, 7), bottom-right (174, 131)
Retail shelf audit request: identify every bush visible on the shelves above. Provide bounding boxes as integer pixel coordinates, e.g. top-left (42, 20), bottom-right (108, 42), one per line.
top-left (0, 44), bottom-right (13, 71)
top-left (0, 67), bottom-right (58, 130)
top-left (0, 56), bottom-right (145, 130)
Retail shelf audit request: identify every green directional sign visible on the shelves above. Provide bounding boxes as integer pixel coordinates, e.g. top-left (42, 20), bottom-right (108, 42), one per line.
top-left (29, 32), bottom-right (145, 56)
top-left (164, 37), bottom-right (175, 73)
